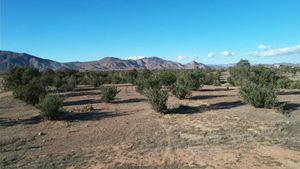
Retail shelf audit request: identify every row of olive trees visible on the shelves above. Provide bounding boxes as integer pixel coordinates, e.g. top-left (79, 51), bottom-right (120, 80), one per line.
top-left (3, 66), bottom-right (63, 119)
top-left (133, 69), bottom-right (206, 113)
top-left (2, 66), bottom-right (122, 119)
top-left (3, 65), bottom-right (222, 115)
top-left (227, 60), bottom-right (299, 109)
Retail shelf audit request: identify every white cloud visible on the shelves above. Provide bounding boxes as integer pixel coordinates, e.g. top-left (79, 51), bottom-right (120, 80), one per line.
top-left (258, 44), bottom-right (272, 50)
top-left (207, 52), bottom-right (214, 58)
top-left (221, 50), bottom-right (233, 57)
top-left (177, 55), bottom-right (187, 60)
top-left (244, 44), bottom-right (300, 57)
top-left (126, 56), bottom-right (145, 60)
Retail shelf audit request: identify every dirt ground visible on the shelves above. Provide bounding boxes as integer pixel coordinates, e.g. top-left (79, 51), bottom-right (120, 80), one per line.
top-left (1, 84), bottom-right (300, 169)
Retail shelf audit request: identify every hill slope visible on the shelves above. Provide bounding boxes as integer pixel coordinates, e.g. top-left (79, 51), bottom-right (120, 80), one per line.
top-left (0, 51), bottom-right (67, 71)
top-left (0, 51), bottom-right (209, 71)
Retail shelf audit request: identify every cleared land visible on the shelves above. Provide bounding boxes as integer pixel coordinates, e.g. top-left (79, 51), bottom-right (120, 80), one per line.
top-left (1, 84), bottom-right (300, 169)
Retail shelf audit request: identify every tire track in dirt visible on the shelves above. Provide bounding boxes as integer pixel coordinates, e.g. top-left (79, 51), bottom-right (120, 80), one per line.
top-left (157, 114), bottom-right (176, 166)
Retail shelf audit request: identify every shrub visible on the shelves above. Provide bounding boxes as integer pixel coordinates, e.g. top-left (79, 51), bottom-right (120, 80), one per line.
top-left (40, 69), bottom-right (55, 86)
top-left (276, 77), bottom-right (291, 89)
top-left (239, 83), bottom-right (279, 108)
top-left (62, 75), bottom-right (76, 91)
top-left (289, 81), bottom-right (300, 89)
top-left (238, 65), bottom-right (282, 109)
top-left (172, 82), bottom-right (190, 99)
top-left (176, 71), bottom-right (203, 87)
top-left (203, 71), bottom-right (221, 86)
top-left (135, 73), bottom-right (161, 94)
top-left (182, 71), bottom-right (203, 91)
top-left (248, 65), bottom-right (280, 88)
top-left (158, 70), bottom-right (177, 86)
top-left (13, 78), bottom-right (46, 105)
top-left (144, 88), bottom-right (168, 113)
top-left (228, 59), bottom-right (251, 86)
top-left (88, 73), bottom-right (106, 87)
top-left (101, 86), bottom-right (120, 103)
top-left (3, 67), bottom-right (24, 90)
top-left (124, 69), bottom-right (138, 83)
top-left (21, 65), bottom-right (41, 84)
top-left (39, 95), bottom-right (63, 120)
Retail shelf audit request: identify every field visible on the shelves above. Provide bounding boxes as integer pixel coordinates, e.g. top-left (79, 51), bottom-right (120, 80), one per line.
top-left (1, 83), bottom-right (300, 169)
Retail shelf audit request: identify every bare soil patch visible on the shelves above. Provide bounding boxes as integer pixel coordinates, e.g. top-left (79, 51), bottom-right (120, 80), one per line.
top-left (1, 84), bottom-right (300, 169)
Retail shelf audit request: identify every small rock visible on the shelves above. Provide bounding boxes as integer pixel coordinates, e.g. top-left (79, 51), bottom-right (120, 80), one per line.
top-left (38, 132), bottom-right (46, 136)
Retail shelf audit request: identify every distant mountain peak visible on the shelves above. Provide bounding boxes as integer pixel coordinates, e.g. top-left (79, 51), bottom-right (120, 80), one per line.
top-left (0, 50), bottom-right (209, 71)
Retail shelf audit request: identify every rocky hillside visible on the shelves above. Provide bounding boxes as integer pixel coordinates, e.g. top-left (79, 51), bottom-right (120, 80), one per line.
top-left (0, 51), bottom-right (209, 71)
top-left (0, 51), bottom-right (67, 71)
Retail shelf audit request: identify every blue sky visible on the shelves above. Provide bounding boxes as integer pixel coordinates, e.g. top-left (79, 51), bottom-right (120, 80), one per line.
top-left (1, 0), bottom-right (300, 64)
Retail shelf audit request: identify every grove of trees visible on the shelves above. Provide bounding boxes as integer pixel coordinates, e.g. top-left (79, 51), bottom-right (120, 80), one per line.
top-left (2, 61), bottom-right (299, 117)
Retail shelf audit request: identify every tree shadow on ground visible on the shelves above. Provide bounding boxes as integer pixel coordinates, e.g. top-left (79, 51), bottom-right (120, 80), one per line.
top-left (278, 91), bottom-right (300, 95)
top-left (65, 111), bottom-right (129, 121)
top-left (188, 94), bottom-right (231, 100)
top-left (282, 102), bottom-right (300, 114)
top-left (112, 98), bottom-right (146, 104)
top-left (63, 99), bottom-right (101, 106)
top-left (0, 115), bottom-right (43, 127)
top-left (73, 87), bottom-right (101, 91)
top-left (167, 101), bottom-right (245, 114)
top-left (61, 91), bottom-right (101, 98)
top-left (0, 110), bottom-right (127, 126)
top-left (199, 88), bottom-right (234, 92)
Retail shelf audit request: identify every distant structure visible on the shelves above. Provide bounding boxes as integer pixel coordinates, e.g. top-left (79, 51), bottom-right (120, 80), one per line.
top-left (272, 64), bottom-right (282, 68)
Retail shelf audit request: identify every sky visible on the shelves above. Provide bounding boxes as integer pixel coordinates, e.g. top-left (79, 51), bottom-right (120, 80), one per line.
top-left (1, 0), bottom-right (300, 64)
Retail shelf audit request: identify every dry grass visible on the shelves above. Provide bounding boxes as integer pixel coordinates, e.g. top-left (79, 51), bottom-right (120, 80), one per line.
top-left (1, 84), bottom-right (300, 169)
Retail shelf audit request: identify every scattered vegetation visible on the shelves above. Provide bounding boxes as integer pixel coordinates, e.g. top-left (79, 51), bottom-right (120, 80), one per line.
top-left (144, 88), bottom-right (168, 113)
top-left (228, 61), bottom-right (282, 109)
top-left (101, 86), bottom-right (120, 103)
top-left (39, 95), bottom-right (64, 120)
top-left (172, 82), bottom-right (191, 99)
top-left (240, 83), bottom-right (279, 108)
top-left (2, 61), bottom-right (299, 114)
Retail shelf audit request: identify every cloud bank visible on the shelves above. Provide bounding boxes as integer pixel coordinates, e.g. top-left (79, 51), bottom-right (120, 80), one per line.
top-left (177, 55), bottom-right (187, 60)
top-left (221, 50), bottom-right (233, 57)
top-left (126, 56), bottom-right (145, 60)
top-left (244, 44), bottom-right (300, 57)
top-left (207, 52), bottom-right (214, 58)
top-left (257, 44), bottom-right (272, 50)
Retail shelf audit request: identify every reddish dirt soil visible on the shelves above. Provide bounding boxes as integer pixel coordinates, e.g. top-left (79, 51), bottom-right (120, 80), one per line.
top-left (1, 84), bottom-right (300, 169)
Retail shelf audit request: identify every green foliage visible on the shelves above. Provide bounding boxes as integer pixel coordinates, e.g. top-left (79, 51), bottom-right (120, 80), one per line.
top-left (3, 67), bottom-right (24, 90)
top-left (239, 83), bottom-right (279, 108)
top-left (40, 69), bottom-right (55, 86)
top-left (124, 69), bottom-right (138, 83)
top-left (171, 83), bottom-right (190, 99)
top-left (134, 69), bottom-right (157, 93)
top-left (177, 71), bottom-right (203, 91)
top-left (14, 78), bottom-right (47, 105)
top-left (144, 88), bottom-right (168, 113)
top-left (248, 65), bottom-right (280, 88)
top-left (21, 65), bottom-right (41, 84)
top-left (234, 62), bottom-right (281, 109)
top-left (157, 70), bottom-right (177, 86)
top-left (3, 66), bottom-right (46, 105)
top-left (39, 95), bottom-right (63, 120)
top-left (101, 86), bottom-right (120, 103)
top-left (62, 75), bottom-right (77, 91)
top-left (228, 59), bottom-right (251, 86)
top-left (276, 77), bottom-right (291, 89)
top-left (203, 71), bottom-right (221, 85)
top-left (88, 72), bottom-right (106, 87)
top-left (289, 81), bottom-right (300, 89)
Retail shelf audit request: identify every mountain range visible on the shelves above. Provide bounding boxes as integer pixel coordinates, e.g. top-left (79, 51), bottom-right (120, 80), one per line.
top-left (0, 50), bottom-right (208, 72)
top-left (1, 50), bottom-right (299, 72)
